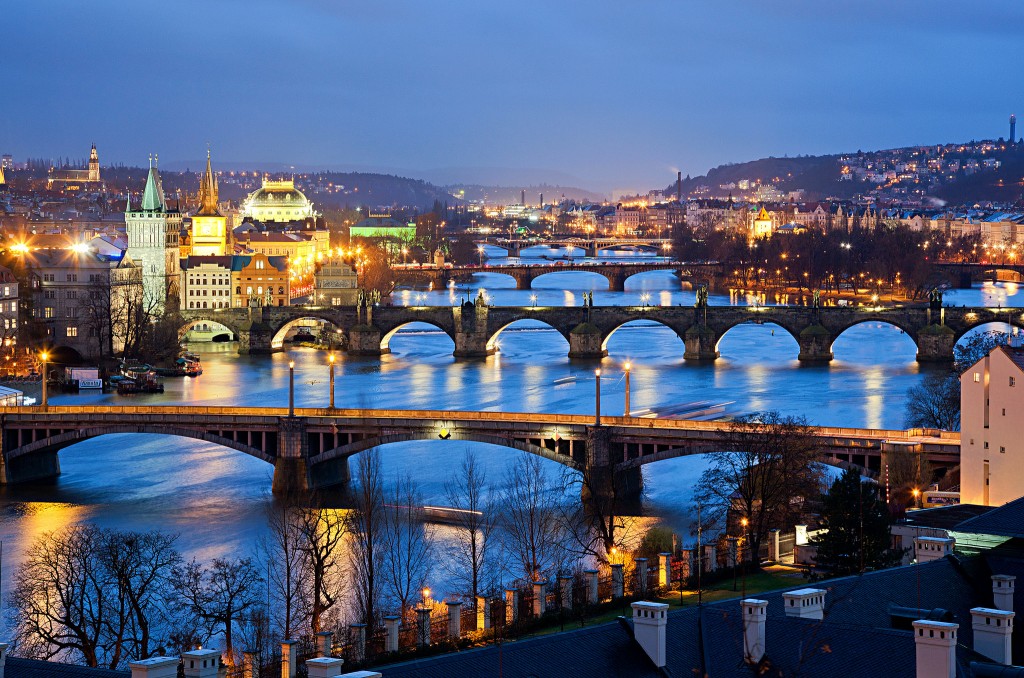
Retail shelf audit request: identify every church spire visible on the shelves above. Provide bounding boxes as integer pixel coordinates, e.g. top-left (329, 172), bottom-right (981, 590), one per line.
top-left (141, 154), bottom-right (167, 212)
top-left (197, 147), bottom-right (220, 216)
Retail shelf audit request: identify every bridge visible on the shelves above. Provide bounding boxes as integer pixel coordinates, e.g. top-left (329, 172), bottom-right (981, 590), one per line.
top-left (392, 261), bottom-right (681, 291)
top-left (0, 406), bottom-right (960, 501)
top-left (480, 237), bottom-right (673, 258)
top-left (932, 261), bottom-right (1024, 288)
top-left (179, 299), bottom-right (1024, 362)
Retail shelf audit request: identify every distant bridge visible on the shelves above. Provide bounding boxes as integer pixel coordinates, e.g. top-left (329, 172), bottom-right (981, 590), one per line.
top-left (0, 406), bottom-right (960, 498)
top-left (479, 237), bottom-right (673, 258)
top-left (179, 301), bottom-right (1024, 362)
top-left (932, 261), bottom-right (1024, 288)
top-left (392, 261), bottom-right (681, 291)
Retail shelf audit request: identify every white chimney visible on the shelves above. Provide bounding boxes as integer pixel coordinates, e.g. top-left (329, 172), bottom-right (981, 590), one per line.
top-left (741, 599), bottom-right (768, 664)
top-left (993, 574), bottom-right (1016, 612)
top-left (914, 536), bottom-right (955, 563)
top-left (632, 601), bottom-right (669, 668)
top-left (129, 656), bottom-right (179, 678)
top-left (782, 588), bottom-right (825, 620)
top-left (181, 649), bottom-right (221, 678)
top-left (913, 620), bottom-right (958, 678)
top-left (971, 607), bottom-right (1014, 665)
top-left (306, 657), bottom-right (345, 678)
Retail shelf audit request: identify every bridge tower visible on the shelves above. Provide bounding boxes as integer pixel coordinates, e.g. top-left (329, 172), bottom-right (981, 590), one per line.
top-left (453, 296), bottom-right (493, 358)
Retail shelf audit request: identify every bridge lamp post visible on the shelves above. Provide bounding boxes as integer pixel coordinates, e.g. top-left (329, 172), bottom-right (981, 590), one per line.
top-left (477, 245), bottom-right (485, 267)
top-left (328, 354), bottom-right (336, 409)
top-left (594, 369), bottom-right (602, 426)
top-left (288, 360), bottom-right (295, 417)
top-left (40, 351), bottom-right (49, 411)
top-left (624, 362), bottom-right (631, 417)
top-left (530, 293), bottom-right (537, 307)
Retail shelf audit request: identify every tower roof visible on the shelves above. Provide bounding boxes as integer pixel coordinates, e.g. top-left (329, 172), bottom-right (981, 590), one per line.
top-left (140, 156), bottom-right (167, 212)
top-left (197, 148), bottom-right (220, 216)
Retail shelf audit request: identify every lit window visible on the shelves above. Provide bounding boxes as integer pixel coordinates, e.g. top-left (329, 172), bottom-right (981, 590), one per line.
top-left (975, 373), bottom-right (981, 383)
top-left (66, 326), bottom-right (78, 337)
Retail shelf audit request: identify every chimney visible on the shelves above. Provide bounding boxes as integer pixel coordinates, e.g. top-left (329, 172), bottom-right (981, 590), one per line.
top-left (676, 171), bottom-right (682, 202)
top-left (970, 607), bottom-right (1014, 665)
top-left (476, 595), bottom-right (491, 629)
top-left (129, 657), bottom-right (179, 678)
top-left (782, 588), bottom-right (826, 620)
top-left (993, 574), bottom-right (1016, 611)
top-left (913, 620), bottom-right (958, 678)
top-left (632, 601), bottom-right (669, 668)
top-left (306, 657), bottom-right (345, 678)
top-left (181, 649), bottom-right (221, 678)
top-left (914, 536), bottom-right (955, 563)
top-left (281, 640), bottom-right (298, 678)
top-left (741, 599), bottom-right (768, 664)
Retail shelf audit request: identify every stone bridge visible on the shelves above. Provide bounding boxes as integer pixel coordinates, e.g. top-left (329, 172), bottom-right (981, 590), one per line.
top-left (932, 262), bottom-right (1024, 288)
top-left (180, 301), bottom-right (1024, 362)
top-left (0, 406), bottom-right (959, 501)
top-left (392, 261), bottom-right (681, 291)
top-left (482, 237), bottom-right (672, 258)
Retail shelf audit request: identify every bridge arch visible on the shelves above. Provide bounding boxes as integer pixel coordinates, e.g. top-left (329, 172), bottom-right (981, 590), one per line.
top-left (601, 318), bottom-right (686, 353)
top-left (530, 268), bottom-right (614, 290)
top-left (713, 318), bottom-right (802, 354)
top-left (485, 318), bottom-right (571, 353)
top-left (984, 269), bottom-right (1024, 283)
top-left (179, 315), bottom-right (243, 342)
top-left (311, 431), bottom-right (581, 472)
top-left (5, 427), bottom-right (274, 465)
top-left (829, 318), bottom-right (919, 358)
top-left (379, 320), bottom-right (456, 353)
top-left (270, 315), bottom-right (345, 349)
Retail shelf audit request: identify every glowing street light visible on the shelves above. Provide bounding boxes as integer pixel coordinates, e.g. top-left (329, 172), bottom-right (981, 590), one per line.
top-left (288, 360), bottom-right (296, 416)
top-left (40, 351), bottom-right (49, 410)
top-left (594, 369), bottom-right (602, 426)
top-left (530, 293), bottom-right (538, 307)
top-left (477, 245), bottom-right (486, 267)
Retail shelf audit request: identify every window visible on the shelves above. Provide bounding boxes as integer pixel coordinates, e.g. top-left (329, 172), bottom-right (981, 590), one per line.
top-left (1000, 446), bottom-right (1006, 453)
top-left (974, 372), bottom-right (981, 383)
top-left (1011, 377), bottom-right (1016, 387)
top-left (66, 273), bottom-right (77, 282)
top-left (66, 326), bottom-right (77, 337)
top-left (66, 290), bottom-right (77, 300)
top-left (44, 307), bottom-right (54, 319)
top-left (44, 290), bottom-right (56, 299)
top-left (985, 442), bottom-right (990, 449)
top-left (43, 273), bottom-right (54, 282)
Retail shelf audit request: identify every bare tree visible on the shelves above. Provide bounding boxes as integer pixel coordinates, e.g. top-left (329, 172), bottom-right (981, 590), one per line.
top-left (559, 464), bottom-right (642, 566)
top-left (904, 372), bottom-right (960, 431)
top-left (259, 504), bottom-right (310, 641)
top-left (296, 503), bottom-right (346, 635)
top-left (500, 453), bottom-right (566, 582)
top-left (381, 474), bottom-right (434, 618)
top-left (347, 449), bottom-right (385, 627)
top-left (172, 557), bottom-right (264, 665)
top-left (693, 412), bottom-right (824, 560)
top-left (9, 525), bottom-right (110, 667)
top-left (442, 450), bottom-right (497, 601)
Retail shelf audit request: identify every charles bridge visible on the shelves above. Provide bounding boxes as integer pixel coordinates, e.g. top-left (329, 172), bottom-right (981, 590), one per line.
top-left (180, 298), bottom-right (1024, 363)
top-left (0, 405), bottom-right (959, 501)
top-left (391, 260), bottom-right (681, 291)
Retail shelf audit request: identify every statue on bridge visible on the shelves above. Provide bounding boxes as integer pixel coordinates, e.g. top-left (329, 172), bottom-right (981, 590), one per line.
top-left (813, 289), bottom-right (821, 309)
top-left (929, 287), bottom-right (943, 311)
top-left (476, 288), bottom-right (488, 307)
top-left (695, 284), bottom-right (708, 308)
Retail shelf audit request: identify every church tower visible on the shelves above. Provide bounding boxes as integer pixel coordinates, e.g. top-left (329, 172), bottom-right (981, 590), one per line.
top-left (88, 144), bottom-right (100, 182)
top-left (126, 155), bottom-right (182, 311)
top-left (190, 149), bottom-right (228, 256)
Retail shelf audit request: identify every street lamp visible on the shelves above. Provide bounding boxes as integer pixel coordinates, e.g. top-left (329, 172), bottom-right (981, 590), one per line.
top-left (477, 245), bottom-right (486, 267)
top-left (623, 362), bottom-right (631, 417)
top-left (328, 354), bottom-right (336, 409)
top-left (594, 369), bottom-right (602, 426)
top-left (288, 360), bottom-right (295, 417)
top-left (40, 351), bottom-right (49, 411)
top-left (530, 293), bottom-right (538, 307)
top-left (402, 247), bottom-right (408, 265)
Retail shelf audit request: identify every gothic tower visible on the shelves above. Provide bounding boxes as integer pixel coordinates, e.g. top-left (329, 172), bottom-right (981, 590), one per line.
top-left (190, 149), bottom-right (228, 256)
top-left (88, 144), bottom-right (100, 182)
top-left (125, 155), bottom-right (182, 311)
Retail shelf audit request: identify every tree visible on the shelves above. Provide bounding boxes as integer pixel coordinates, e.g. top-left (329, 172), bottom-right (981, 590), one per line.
top-left (812, 469), bottom-right (902, 575)
top-left (296, 503), bottom-right (347, 635)
top-left (904, 372), bottom-right (960, 430)
top-left (500, 453), bottom-right (566, 582)
top-left (172, 557), bottom-right (264, 665)
top-left (381, 474), bottom-right (434, 618)
top-left (348, 449), bottom-right (385, 628)
top-left (693, 412), bottom-right (824, 562)
top-left (442, 451), bottom-right (497, 601)
top-left (259, 504), bottom-right (309, 641)
top-left (558, 463), bottom-right (642, 566)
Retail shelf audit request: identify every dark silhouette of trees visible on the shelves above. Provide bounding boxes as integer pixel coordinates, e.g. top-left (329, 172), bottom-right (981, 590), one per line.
top-left (812, 468), bottom-right (902, 575)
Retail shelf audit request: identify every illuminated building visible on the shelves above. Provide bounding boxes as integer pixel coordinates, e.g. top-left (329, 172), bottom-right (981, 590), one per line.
top-left (47, 144), bottom-right (102, 190)
top-left (750, 206), bottom-right (774, 238)
top-left (232, 253), bottom-right (289, 307)
top-left (349, 213), bottom-right (416, 241)
top-left (240, 177), bottom-right (318, 223)
top-left (189, 150), bottom-right (229, 256)
top-left (313, 257), bottom-right (358, 306)
top-left (125, 157), bottom-right (182, 310)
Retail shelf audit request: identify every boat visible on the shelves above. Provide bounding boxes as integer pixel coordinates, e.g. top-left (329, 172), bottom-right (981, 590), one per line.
top-left (116, 370), bottom-right (164, 394)
top-left (153, 358), bottom-right (202, 377)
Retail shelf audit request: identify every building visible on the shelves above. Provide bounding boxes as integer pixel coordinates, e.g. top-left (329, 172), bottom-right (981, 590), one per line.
top-left (234, 227), bottom-right (328, 262)
top-left (189, 150), bottom-right (229, 256)
top-left (21, 247), bottom-right (142, 359)
top-left (232, 253), bottom-right (289, 307)
top-left (349, 213), bottom-right (416, 241)
top-left (46, 144), bottom-right (102, 190)
top-left (313, 256), bottom-right (358, 306)
top-left (0, 265), bottom-right (19, 360)
top-left (750, 206), bottom-right (774, 238)
top-left (125, 159), bottom-right (182, 311)
top-left (960, 344), bottom-right (1024, 506)
top-left (240, 177), bottom-right (317, 223)
top-left (180, 256), bottom-right (234, 310)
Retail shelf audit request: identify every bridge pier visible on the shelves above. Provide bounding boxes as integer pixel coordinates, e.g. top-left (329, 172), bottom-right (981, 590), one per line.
top-left (272, 417), bottom-right (310, 494)
top-left (569, 323), bottom-right (606, 359)
top-left (916, 324), bottom-right (955, 362)
top-left (605, 270), bottom-right (626, 292)
top-left (512, 273), bottom-right (533, 290)
top-left (797, 325), bottom-right (834, 363)
top-left (347, 326), bottom-right (387, 356)
top-left (0, 449), bottom-right (61, 484)
top-left (237, 322), bottom-right (277, 354)
top-left (683, 325), bottom-right (719, 362)
top-left (583, 426), bottom-right (643, 512)
top-left (453, 300), bottom-right (493, 358)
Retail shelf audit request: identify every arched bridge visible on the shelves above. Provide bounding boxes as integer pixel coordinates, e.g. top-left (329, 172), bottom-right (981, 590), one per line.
top-left (0, 406), bottom-right (959, 500)
top-left (481, 237), bottom-right (672, 257)
top-left (181, 302), bottom-right (1024, 362)
top-left (932, 262), bottom-right (1024, 288)
top-left (392, 261), bottom-right (680, 291)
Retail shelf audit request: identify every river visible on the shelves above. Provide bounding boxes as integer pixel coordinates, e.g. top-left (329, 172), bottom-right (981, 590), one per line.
top-left (0, 245), bottom-right (1017, 632)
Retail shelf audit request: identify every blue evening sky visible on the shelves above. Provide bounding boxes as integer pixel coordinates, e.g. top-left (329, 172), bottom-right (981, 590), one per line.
top-left (3, 0), bottom-right (1022, 194)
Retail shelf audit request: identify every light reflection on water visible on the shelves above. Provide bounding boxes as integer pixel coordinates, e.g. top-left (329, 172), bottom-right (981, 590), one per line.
top-left (0, 270), bottom-right (1021, 631)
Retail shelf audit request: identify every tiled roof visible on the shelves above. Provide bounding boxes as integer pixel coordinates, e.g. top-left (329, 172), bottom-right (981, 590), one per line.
top-left (956, 495), bottom-right (1024, 539)
top-left (900, 504), bottom-right (994, 531)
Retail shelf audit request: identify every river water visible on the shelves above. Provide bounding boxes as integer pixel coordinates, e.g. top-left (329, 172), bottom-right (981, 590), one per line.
top-left (0, 245), bottom-right (1018, 630)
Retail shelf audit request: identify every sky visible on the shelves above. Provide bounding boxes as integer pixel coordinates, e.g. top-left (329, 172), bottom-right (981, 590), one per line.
top-left (3, 0), bottom-right (1024, 195)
